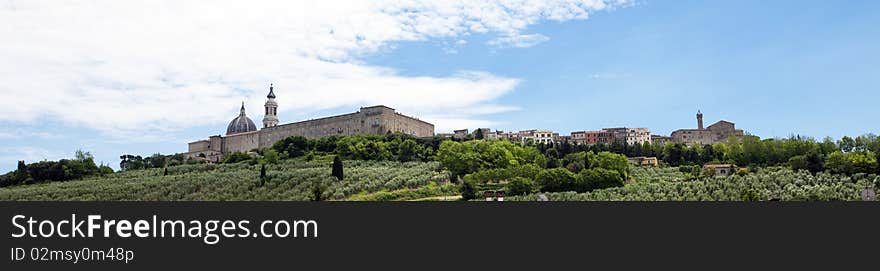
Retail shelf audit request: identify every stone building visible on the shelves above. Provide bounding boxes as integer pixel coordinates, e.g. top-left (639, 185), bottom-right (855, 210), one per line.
top-left (651, 135), bottom-right (673, 145)
top-left (519, 129), bottom-right (556, 144)
top-left (570, 128), bottom-right (650, 146)
top-left (605, 127), bottom-right (651, 145)
top-left (628, 156), bottom-right (659, 167)
top-left (571, 130), bottom-right (604, 145)
top-left (671, 111), bottom-right (744, 145)
top-left (185, 85), bottom-right (434, 162)
top-left (703, 164), bottom-right (738, 176)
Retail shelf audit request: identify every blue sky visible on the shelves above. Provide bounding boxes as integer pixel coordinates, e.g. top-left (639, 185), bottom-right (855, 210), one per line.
top-left (1, 0), bottom-right (878, 172)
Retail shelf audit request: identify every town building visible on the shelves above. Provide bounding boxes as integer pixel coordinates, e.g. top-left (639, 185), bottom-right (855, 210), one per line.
top-left (519, 129), bottom-right (556, 145)
top-left (651, 135), bottom-right (673, 145)
top-left (570, 128), bottom-right (650, 146)
top-left (671, 111), bottom-right (744, 145)
top-left (185, 85), bottom-right (434, 162)
top-left (605, 127), bottom-right (651, 145)
top-left (628, 157), bottom-right (659, 167)
top-left (453, 129), bottom-right (470, 140)
top-left (703, 164), bottom-right (739, 177)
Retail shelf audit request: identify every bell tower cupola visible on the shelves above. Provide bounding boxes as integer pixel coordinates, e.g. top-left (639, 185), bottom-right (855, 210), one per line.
top-left (262, 83), bottom-right (279, 128)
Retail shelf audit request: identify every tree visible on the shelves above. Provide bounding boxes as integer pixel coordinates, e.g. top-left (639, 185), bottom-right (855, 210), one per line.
top-left (311, 180), bottom-right (326, 201)
top-left (839, 136), bottom-right (855, 152)
top-left (259, 164), bottom-right (267, 186)
top-left (396, 139), bottom-right (421, 162)
top-left (506, 177), bottom-right (534, 196)
top-left (701, 166), bottom-right (716, 178)
top-left (262, 149), bottom-right (280, 164)
top-left (850, 151), bottom-right (877, 174)
top-left (120, 155), bottom-right (145, 171)
top-left (789, 155), bottom-right (807, 172)
top-left (591, 152), bottom-right (630, 181)
top-left (805, 151), bottom-right (825, 174)
top-left (536, 168), bottom-right (577, 192)
top-left (578, 168), bottom-right (625, 192)
top-left (13, 160), bottom-right (30, 185)
top-left (272, 136), bottom-right (310, 158)
top-left (460, 180), bottom-right (478, 200)
top-left (332, 156), bottom-right (344, 180)
top-left (825, 152), bottom-right (852, 175)
top-left (221, 152), bottom-right (251, 164)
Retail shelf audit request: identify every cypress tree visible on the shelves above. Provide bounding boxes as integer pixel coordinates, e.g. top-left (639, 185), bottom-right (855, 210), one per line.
top-left (332, 156), bottom-right (344, 180)
top-left (260, 164), bottom-right (267, 186)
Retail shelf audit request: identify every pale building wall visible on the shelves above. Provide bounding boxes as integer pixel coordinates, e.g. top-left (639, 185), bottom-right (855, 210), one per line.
top-left (223, 131), bottom-right (260, 153)
top-left (186, 105), bottom-right (434, 160)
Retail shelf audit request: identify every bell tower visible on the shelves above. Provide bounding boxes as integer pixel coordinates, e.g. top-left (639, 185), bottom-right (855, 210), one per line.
top-left (697, 110), bottom-right (704, 130)
top-left (262, 83), bottom-right (279, 128)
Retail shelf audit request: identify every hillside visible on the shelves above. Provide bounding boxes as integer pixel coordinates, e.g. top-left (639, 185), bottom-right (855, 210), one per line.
top-left (0, 160), bottom-right (454, 201)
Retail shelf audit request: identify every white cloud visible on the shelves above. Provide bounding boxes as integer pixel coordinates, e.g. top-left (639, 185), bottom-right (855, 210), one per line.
top-left (489, 33), bottom-right (551, 48)
top-left (0, 0), bottom-right (629, 140)
top-left (0, 147), bottom-right (65, 167)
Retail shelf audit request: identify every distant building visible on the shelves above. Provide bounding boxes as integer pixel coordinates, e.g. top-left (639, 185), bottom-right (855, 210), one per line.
top-left (453, 129), bottom-right (469, 140)
top-left (605, 127), bottom-right (651, 145)
top-left (671, 111), bottom-right (744, 145)
top-left (651, 135), bottom-right (673, 145)
top-left (570, 128), bottom-right (650, 146)
top-left (628, 156), bottom-right (659, 167)
top-left (473, 128), bottom-right (499, 140)
top-left (703, 164), bottom-right (738, 176)
top-left (520, 129), bottom-right (556, 144)
top-left (185, 85), bottom-right (434, 162)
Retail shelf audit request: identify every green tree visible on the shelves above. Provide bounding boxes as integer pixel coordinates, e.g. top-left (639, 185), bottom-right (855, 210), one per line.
top-left (578, 168), bottom-right (625, 192)
top-left (536, 168), bottom-right (577, 192)
top-left (460, 180), bottom-right (478, 200)
top-left (825, 152), bottom-right (852, 175)
top-left (805, 151), bottom-right (825, 174)
top-left (506, 177), bottom-right (534, 196)
top-left (273, 136), bottom-right (310, 158)
top-left (13, 160), bottom-right (30, 185)
top-left (839, 136), bottom-right (855, 152)
top-left (850, 151), bottom-right (878, 174)
top-left (261, 149), bottom-right (280, 164)
top-left (591, 151), bottom-right (630, 180)
top-left (789, 155), bottom-right (807, 172)
top-left (332, 156), bottom-right (344, 180)
top-left (221, 152), bottom-right (251, 164)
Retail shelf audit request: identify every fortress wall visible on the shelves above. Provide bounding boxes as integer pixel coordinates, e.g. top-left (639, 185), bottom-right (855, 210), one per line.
top-left (257, 111), bottom-right (376, 148)
top-left (384, 112), bottom-right (434, 137)
top-left (186, 106), bottom-right (436, 159)
top-left (223, 131), bottom-right (260, 153)
top-left (188, 140), bottom-right (210, 152)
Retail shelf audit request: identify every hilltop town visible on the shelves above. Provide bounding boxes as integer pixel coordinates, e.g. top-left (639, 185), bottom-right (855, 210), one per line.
top-left (185, 84), bottom-right (746, 163)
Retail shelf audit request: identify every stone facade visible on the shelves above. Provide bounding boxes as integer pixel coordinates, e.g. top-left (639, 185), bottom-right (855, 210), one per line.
top-left (651, 135), bottom-right (673, 145)
top-left (570, 128), bottom-right (650, 145)
top-left (671, 112), bottom-right (744, 145)
top-left (185, 86), bottom-right (433, 161)
top-left (604, 127), bottom-right (651, 145)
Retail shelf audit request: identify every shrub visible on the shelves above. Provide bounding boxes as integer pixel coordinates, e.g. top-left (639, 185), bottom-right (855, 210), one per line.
top-left (536, 168), bottom-right (577, 192)
top-left (506, 177), bottom-right (535, 196)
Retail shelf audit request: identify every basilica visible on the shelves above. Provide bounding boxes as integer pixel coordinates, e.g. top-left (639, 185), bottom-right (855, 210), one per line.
top-left (185, 84), bottom-right (435, 162)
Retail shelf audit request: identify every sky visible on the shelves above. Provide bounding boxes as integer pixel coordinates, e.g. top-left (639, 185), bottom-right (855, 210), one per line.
top-left (1, 0), bottom-right (878, 172)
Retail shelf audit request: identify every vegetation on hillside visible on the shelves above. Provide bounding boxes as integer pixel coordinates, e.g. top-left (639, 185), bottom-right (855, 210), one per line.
top-left (0, 160), bottom-right (448, 201)
top-left (0, 132), bottom-right (877, 201)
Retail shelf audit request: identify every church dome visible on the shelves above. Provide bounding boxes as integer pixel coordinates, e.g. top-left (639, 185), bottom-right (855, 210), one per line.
top-left (227, 103), bottom-right (258, 135)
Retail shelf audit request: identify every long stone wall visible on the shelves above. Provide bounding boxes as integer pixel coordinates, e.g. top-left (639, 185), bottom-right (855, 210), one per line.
top-left (186, 105), bottom-right (434, 159)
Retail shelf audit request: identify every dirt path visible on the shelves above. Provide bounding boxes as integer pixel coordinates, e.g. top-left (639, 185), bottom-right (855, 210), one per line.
top-left (407, 195), bottom-right (462, 201)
